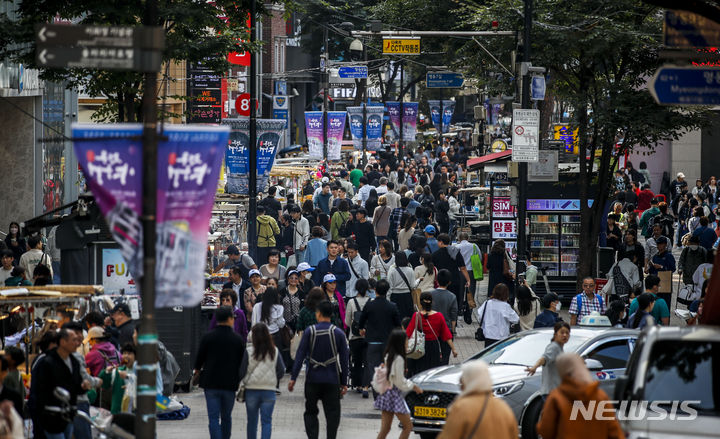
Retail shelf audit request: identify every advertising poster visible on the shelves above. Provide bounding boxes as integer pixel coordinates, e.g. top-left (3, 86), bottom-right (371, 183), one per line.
top-left (222, 118), bottom-right (285, 194)
top-left (428, 99), bottom-right (442, 133)
top-left (347, 106), bottom-right (364, 150)
top-left (326, 111), bottom-right (346, 161)
top-left (386, 101), bottom-right (401, 140)
top-left (402, 102), bottom-right (418, 142)
top-left (73, 123), bottom-right (230, 307)
top-left (305, 111), bottom-right (324, 159)
top-left (441, 100), bottom-right (455, 133)
top-left (492, 219), bottom-right (518, 239)
top-left (365, 105), bottom-right (385, 151)
top-left (187, 61), bottom-right (222, 123)
top-left (103, 248), bottom-right (137, 295)
top-left (492, 197), bottom-right (516, 218)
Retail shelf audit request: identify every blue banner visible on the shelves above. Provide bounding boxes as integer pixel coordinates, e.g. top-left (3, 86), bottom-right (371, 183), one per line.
top-left (442, 101), bottom-right (455, 133)
top-left (366, 105), bottom-right (385, 151)
top-left (347, 106), bottom-right (364, 150)
top-left (222, 118), bottom-right (285, 195)
top-left (402, 102), bottom-right (418, 142)
top-left (386, 101), bottom-right (401, 141)
top-left (428, 100), bottom-right (442, 133)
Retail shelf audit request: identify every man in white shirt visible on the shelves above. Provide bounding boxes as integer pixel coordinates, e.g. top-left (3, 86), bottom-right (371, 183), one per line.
top-left (19, 235), bottom-right (52, 280)
top-left (375, 177), bottom-right (389, 196)
top-left (357, 177), bottom-right (376, 207)
top-left (0, 251), bottom-right (13, 285)
top-left (344, 242), bottom-right (369, 300)
top-left (384, 182), bottom-right (401, 210)
top-left (291, 206), bottom-right (310, 264)
top-left (602, 252), bottom-right (641, 299)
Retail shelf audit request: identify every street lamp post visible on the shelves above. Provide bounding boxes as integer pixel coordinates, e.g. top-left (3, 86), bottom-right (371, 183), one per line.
top-left (322, 27), bottom-right (329, 162)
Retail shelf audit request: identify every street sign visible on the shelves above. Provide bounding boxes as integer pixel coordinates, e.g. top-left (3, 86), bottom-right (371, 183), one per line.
top-left (664, 10), bottom-right (720, 48)
top-left (36, 46), bottom-right (162, 71)
top-left (338, 66), bottom-right (368, 79)
top-left (426, 72), bottom-right (464, 88)
top-left (382, 37), bottom-right (420, 55)
top-left (492, 219), bottom-right (517, 239)
top-left (236, 93), bottom-right (251, 116)
top-left (650, 65), bottom-right (720, 105)
top-left (512, 109), bottom-right (540, 162)
top-left (531, 76), bottom-right (546, 100)
top-left (35, 24), bottom-right (164, 50)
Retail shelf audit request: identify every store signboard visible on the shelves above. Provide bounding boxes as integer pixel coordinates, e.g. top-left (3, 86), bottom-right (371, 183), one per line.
top-left (528, 150), bottom-right (558, 181)
top-left (103, 248), bottom-right (137, 294)
top-left (527, 199), bottom-right (594, 211)
top-left (492, 197), bottom-right (516, 218)
top-left (492, 219), bottom-right (517, 239)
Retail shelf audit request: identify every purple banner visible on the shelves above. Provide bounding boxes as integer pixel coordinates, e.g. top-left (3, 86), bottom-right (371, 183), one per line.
top-left (365, 105), bottom-right (385, 151)
top-left (347, 106), bottom-right (364, 150)
top-left (386, 101), bottom-right (401, 141)
top-left (305, 111), bottom-right (324, 160)
top-left (402, 102), bottom-right (418, 142)
top-left (326, 111), bottom-right (346, 161)
top-left (428, 99), bottom-right (442, 133)
top-left (73, 123), bottom-right (230, 307)
top-left (442, 100), bottom-right (455, 133)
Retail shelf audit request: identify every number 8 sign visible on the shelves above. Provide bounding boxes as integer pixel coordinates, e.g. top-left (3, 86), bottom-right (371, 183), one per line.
top-left (235, 93), bottom-right (259, 117)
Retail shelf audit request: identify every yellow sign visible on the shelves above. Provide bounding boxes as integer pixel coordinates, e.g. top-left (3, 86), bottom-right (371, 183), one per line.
top-left (491, 139), bottom-right (508, 153)
top-left (553, 124), bottom-right (579, 154)
top-left (382, 38), bottom-right (420, 55)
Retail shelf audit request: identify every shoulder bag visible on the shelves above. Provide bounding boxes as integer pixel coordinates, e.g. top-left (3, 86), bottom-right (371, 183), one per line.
top-left (464, 393), bottom-right (491, 439)
top-left (475, 300), bottom-right (489, 341)
top-left (236, 352), bottom-right (262, 402)
top-left (396, 267), bottom-right (422, 310)
top-left (406, 311), bottom-right (426, 359)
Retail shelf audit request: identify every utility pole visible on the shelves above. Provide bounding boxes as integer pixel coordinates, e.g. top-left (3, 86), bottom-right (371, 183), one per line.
top-left (516, 0), bottom-right (532, 293)
top-left (137, 0), bottom-right (159, 436)
top-left (399, 60), bottom-right (404, 159)
top-left (362, 40), bottom-right (368, 167)
top-left (248, 0), bottom-right (258, 260)
top-left (322, 27), bottom-right (329, 162)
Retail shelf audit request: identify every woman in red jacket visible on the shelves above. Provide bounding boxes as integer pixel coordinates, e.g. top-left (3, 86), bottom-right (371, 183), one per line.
top-left (406, 292), bottom-right (458, 376)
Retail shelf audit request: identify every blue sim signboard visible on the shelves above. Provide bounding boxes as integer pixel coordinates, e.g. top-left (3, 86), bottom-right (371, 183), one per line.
top-left (650, 66), bottom-right (720, 105)
top-left (426, 72), bottom-right (464, 88)
top-left (338, 66), bottom-right (368, 79)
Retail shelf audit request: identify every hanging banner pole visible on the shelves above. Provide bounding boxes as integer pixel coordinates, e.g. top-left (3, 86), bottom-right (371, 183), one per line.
top-left (248, 0), bottom-right (258, 260)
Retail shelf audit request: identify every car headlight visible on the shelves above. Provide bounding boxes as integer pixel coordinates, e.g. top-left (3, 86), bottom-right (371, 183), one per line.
top-left (493, 380), bottom-right (524, 398)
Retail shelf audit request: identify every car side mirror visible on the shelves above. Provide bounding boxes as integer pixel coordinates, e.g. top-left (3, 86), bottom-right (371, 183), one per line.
top-left (585, 358), bottom-right (604, 371)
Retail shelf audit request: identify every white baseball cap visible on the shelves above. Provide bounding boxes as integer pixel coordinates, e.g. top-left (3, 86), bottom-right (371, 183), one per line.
top-left (677, 172), bottom-right (685, 179)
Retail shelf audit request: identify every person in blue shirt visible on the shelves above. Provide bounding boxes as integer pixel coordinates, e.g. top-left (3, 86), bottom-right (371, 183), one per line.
top-left (424, 225), bottom-right (439, 254)
top-left (312, 241), bottom-right (351, 296)
top-left (629, 274), bottom-right (670, 325)
top-left (534, 292), bottom-right (563, 328)
top-left (305, 226), bottom-right (328, 267)
top-left (627, 293), bottom-right (655, 329)
top-left (692, 216), bottom-right (717, 250)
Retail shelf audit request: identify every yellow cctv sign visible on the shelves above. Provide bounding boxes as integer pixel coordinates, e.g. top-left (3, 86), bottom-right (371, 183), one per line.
top-left (382, 37), bottom-right (420, 55)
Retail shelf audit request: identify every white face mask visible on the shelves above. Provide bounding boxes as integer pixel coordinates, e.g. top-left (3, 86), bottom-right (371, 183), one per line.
top-left (305, 272), bottom-right (312, 280)
top-left (554, 302), bottom-right (562, 312)
top-left (690, 245), bottom-right (699, 251)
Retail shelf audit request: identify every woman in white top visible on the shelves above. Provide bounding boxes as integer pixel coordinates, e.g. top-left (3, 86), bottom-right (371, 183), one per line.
top-left (512, 284), bottom-right (540, 331)
top-left (387, 252), bottom-right (416, 320)
top-left (413, 253), bottom-right (437, 293)
top-left (240, 322), bottom-right (285, 439)
top-left (252, 287), bottom-right (286, 341)
top-left (344, 278), bottom-right (372, 397)
top-left (398, 215), bottom-right (417, 252)
top-left (259, 249), bottom-right (287, 288)
top-left (371, 240), bottom-right (395, 280)
top-left (476, 283), bottom-right (519, 346)
top-left (374, 328), bottom-right (422, 439)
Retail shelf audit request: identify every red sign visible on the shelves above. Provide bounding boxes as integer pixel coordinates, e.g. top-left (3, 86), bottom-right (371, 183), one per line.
top-left (235, 93), bottom-right (251, 116)
top-left (492, 220), bottom-right (517, 239)
top-left (493, 197), bottom-right (516, 218)
top-left (228, 50), bottom-right (250, 66)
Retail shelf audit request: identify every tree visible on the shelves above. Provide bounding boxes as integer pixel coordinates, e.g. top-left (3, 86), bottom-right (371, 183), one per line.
top-left (459, 0), bottom-right (710, 282)
top-left (0, 0), bottom-right (280, 122)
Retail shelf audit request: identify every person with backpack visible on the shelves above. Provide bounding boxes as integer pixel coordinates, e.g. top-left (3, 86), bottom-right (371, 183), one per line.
top-left (256, 205), bottom-right (281, 269)
top-left (288, 301), bottom-right (349, 439)
top-left (344, 241), bottom-right (370, 301)
top-left (84, 327), bottom-right (120, 377)
top-left (344, 278), bottom-right (372, 398)
top-left (601, 252), bottom-right (641, 300)
top-left (330, 200), bottom-right (351, 241)
top-left (626, 293), bottom-right (656, 329)
top-left (373, 328), bottom-right (423, 439)
top-left (568, 277), bottom-right (606, 326)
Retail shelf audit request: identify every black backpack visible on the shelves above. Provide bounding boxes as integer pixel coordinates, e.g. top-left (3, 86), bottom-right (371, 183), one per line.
top-left (612, 264), bottom-right (632, 298)
top-left (338, 212), bottom-right (352, 238)
top-left (350, 298), bottom-right (368, 336)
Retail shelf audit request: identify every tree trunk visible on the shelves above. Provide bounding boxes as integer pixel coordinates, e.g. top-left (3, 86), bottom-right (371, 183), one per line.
top-left (576, 94), bottom-right (594, 289)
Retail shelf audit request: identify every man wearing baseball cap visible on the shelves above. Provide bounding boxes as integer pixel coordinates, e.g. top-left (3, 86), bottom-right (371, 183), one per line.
top-left (671, 172), bottom-right (688, 197)
top-left (424, 225), bottom-right (439, 254)
top-left (297, 262), bottom-right (316, 297)
top-left (110, 303), bottom-right (135, 347)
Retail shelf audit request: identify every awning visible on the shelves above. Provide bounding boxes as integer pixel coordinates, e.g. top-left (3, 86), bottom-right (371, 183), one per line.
top-left (466, 150), bottom-right (512, 170)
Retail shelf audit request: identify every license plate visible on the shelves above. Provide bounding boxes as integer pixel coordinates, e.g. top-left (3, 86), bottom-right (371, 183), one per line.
top-left (413, 406), bottom-right (447, 418)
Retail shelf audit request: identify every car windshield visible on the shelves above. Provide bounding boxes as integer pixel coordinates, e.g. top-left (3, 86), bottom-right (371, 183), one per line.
top-left (644, 340), bottom-right (720, 415)
top-left (470, 332), bottom-right (591, 367)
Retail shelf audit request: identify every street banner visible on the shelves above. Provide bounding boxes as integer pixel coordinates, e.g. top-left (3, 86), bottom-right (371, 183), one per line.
top-left (402, 102), bottom-right (418, 142)
top-left (386, 101), bottom-right (401, 140)
top-left (441, 100), bottom-right (455, 133)
top-left (428, 99), bottom-right (442, 133)
top-left (347, 106), bottom-right (364, 150)
top-left (72, 123), bottom-right (230, 307)
top-left (366, 105), bottom-right (385, 151)
top-left (326, 111), bottom-right (346, 161)
top-left (305, 111), bottom-right (324, 159)
top-left (222, 118), bottom-right (285, 194)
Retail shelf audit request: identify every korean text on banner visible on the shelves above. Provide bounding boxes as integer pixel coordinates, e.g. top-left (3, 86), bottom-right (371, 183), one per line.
top-left (326, 111), bottom-right (346, 161)
top-left (441, 101), bottom-right (455, 134)
top-left (402, 102), bottom-right (418, 142)
top-left (365, 105), bottom-right (385, 151)
top-left (222, 118), bottom-right (285, 194)
top-left (428, 100), bottom-right (441, 133)
top-left (386, 102), bottom-right (401, 141)
top-left (72, 123), bottom-right (230, 308)
top-left (305, 111), bottom-right (324, 159)
top-left (347, 106), bottom-right (364, 150)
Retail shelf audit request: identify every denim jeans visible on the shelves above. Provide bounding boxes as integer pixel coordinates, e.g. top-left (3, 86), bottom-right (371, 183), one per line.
top-left (44, 424), bottom-right (73, 439)
top-left (205, 388), bottom-right (236, 439)
top-left (294, 248), bottom-right (306, 265)
top-left (245, 389), bottom-right (276, 439)
top-left (73, 401), bottom-right (92, 439)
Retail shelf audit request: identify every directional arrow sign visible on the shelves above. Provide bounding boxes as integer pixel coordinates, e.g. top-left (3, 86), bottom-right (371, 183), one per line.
top-left (650, 65), bottom-right (720, 105)
top-left (35, 24), bottom-right (164, 50)
top-left (426, 72), bottom-right (464, 88)
top-left (338, 66), bottom-right (368, 79)
top-left (36, 46), bottom-right (162, 72)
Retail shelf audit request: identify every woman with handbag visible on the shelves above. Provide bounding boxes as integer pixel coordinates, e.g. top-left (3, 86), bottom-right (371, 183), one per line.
top-left (405, 292), bottom-right (457, 376)
top-left (371, 240), bottom-right (395, 281)
top-left (279, 270), bottom-right (303, 372)
top-left (373, 196), bottom-right (392, 245)
top-left (475, 284), bottom-right (519, 346)
top-left (437, 360), bottom-right (518, 439)
top-left (344, 279), bottom-right (372, 398)
top-left (239, 323), bottom-right (285, 439)
top-left (387, 252), bottom-right (416, 320)
top-left (375, 329), bottom-right (423, 439)
top-left (486, 240), bottom-right (515, 305)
